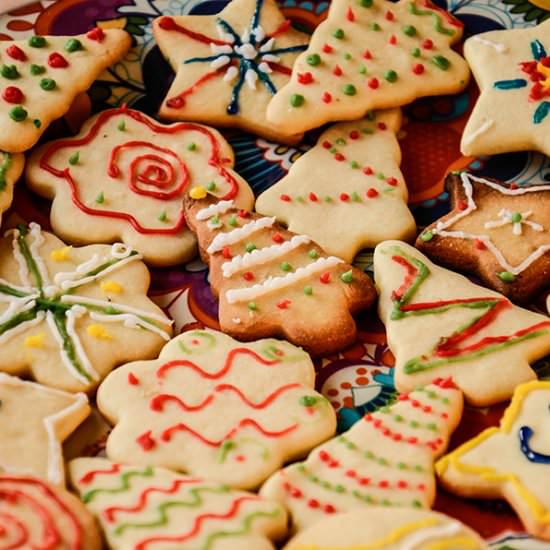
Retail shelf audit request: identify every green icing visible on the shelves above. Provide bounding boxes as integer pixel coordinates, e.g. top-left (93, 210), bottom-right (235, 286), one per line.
top-left (82, 467), bottom-right (153, 503)
top-left (0, 153), bottom-right (12, 192)
top-left (407, 2), bottom-right (456, 35)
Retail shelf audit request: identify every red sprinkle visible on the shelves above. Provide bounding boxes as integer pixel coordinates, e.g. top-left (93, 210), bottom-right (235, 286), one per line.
top-left (378, 480), bottom-right (389, 488)
top-left (243, 271), bottom-right (255, 281)
top-left (319, 450), bottom-right (330, 461)
top-left (159, 17), bottom-right (177, 30)
top-left (363, 49), bottom-right (373, 60)
top-left (309, 192), bottom-right (318, 202)
top-left (2, 86), bottom-right (23, 104)
top-left (412, 63), bottom-right (425, 75)
top-left (238, 209), bottom-right (250, 218)
top-left (334, 153), bottom-right (345, 162)
top-left (320, 272), bottom-right (331, 284)
top-left (385, 10), bottom-right (395, 20)
top-left (386, 176), bottom-right (398, 186)
top-left (397, 480), bottom-right (408, 489)
top-left (322, 91), bottom-right (332, 103)
top-left (298, 71), bottom-right (314, 85)
top-left (346, 7), bottom-right (355, 21)
top-left (346, 469), bottom-right (357, 478)
top-left (378, 122), bottom-right (387, 130)
top-left (340, 193), bottom-right (350, 201)
top-left (277, 299), bottom-right (291, 309)
top-left (136, 431), bottom-right (155, 451)
top-left (308, 499), bottom-right (320, 509)
top-left (389, 35), bottom-right (397, 45)
top-left (6, 45), bottom-right (26, 61)
top-left (349, 130), bottom-right (360, 140)
top-left (433, 377), bottom-right (457, 389)
top-left (324, 504), bottom-right (336, 514)
top-left (87, 27), bottom-right (105, 41)
top-left (510, 182), bottom-right (519, 189)
top-left (291, 487), bottom-right (302, 498)
top-left (359, 477), bottom-right (370, 485)
top-left (457, 199), bottom-right (468, 211)
top-left (322, 43), bottom-right (333, 54)
top-left (368, 78), bottom-right (379, 89)
top-left (322, 140), bottom-right (332, 149)
top-left (272, 232), bottom-right (284, 243)
top-left (422, 38), bottom-right (434, 50)
top-left (222, 246), bottom-right (232, 259)
top-left (367, 188), bottom-right (378, 198)
top-left (128, 372), bottom-right (139, 385)
top-left (333, 65), bottom-right (343, 76)
top-left (48, 52), bottom-right (69, 68)
top-left (280, 194), bottom-right (291, 202)
top-left (363, 166), bottom-right (373, 175)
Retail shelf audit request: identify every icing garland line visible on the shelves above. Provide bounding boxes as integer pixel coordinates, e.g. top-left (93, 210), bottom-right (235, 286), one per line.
top-left (81, 467), bottom-right (154, 503)
top-left (407, 0), bottom-right (462, 35)
top-left (207, 214), bottom-right (276, 253)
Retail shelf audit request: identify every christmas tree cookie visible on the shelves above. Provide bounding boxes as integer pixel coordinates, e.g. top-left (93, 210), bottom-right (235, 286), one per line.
top-left (0, 474), bottom-right (101, 549)
top-left (260, 378), bottom-right (463, 532)
top-left (256, 109), bottom-right (415, 262)
top-left (69, 457), bottom-right (288, 550)
top-left (266, 0), bottom-right (470, 134)
top-left (374, 241), bottom-right (550, 406)
top-left (97, 329), bottom-right (336, 490)
top-left (184, 196), bottom-right (377, 356)
top-left (417, 172), bottom-right (550, 304)
top-left (0, 29), bottom-right (131, 153)
top-left (0, 152), bottom-right (24, 227)
top-left (461, 20), bottom-right (550, 157)
top-left (0, 222), bottom-right (172, 393)
top-left (0, 373), bottom-right (90, 485)
top-left (26, 107), bottom-right (254, 266)
top-left (152, 0), bottom-right (309, 143)
top-left (437, 380), bottom-right (550, 540)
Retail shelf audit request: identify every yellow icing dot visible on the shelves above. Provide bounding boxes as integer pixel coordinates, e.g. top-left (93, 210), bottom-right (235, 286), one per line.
top-left (24, 332), bottom-right (45, 348)
top-left (189, 185), bottom-right (207, 199)
top-left (87, 324), bottom-right (112, 340)
top-left (100, 280), bottom-right (123, 294)
top-left (50, 246), bottom-right (72, 262)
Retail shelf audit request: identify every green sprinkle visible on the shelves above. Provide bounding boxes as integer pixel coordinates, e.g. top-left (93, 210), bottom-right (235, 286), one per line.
top-left (432, 55), bottom-right (450, 70)
top-left (384, 70), bottom-right (398, 82)
top-left (341, 269), bottom-right (353, 283)
top-left (360, 0), bottom-right (373, 6)
top-left (68, 152), bottom-right (79, 165)
top-left (1, 65), bottom-right (19, 79)
top-left (307, 53), bottom-right (321, 66)
top-left (329, 146), bottom-right (337, 154)
top-left (228, 215), bottom-right (238, 227)
top-left (403, 25), bottom-right (417, 36)
top-left (366, 110), bottom-right (376, 121)
top-left (9, 106), bottom-right (27, 122)
top-left (371, 22), bottom-right (381, 31)
top-left (335, 138), bottom-right (346, 145)
top-left (344, 52), bottom-right (352, 60)
top-left (118, 120), bottom-right (126, 131)
top-left (304, 286), bottom-right (313, 295)
top-left (412, 500), bottom-right (422, 508)
top-left (333, 28), bottom-right (345, 39)
top-left (280, 261), bottom-right (292, 272)
top-left (299, 395), bottom-right (319, 407)
top-left (33, 119), bottom-right (41, 128)
top-left (351, 190), bottom-right (361, 200)
top-left (29, 36), bottom-right (47, 48)
top-left (362, 127), bottom-right (373, 134)
top-left (411, 420), bottom-right (419, 428)
top-left (359, 65), bottom-right (367, 74)
top-left (245, 242), bottom-right (256, 253)
top-left (297, 196), bottom-right (305, 203)
top-left (40, 78), bottom-right (56, 91)
top-left (427, 423), bottom-right (437, 431)
top-left (498, 271), bottom-right (515, 283)
top-left (420, 230), bottom-right (433, 242)
top-left (30, 64), bottom-right (45, 75)
top-left (324, 196), bottom-right (333, 203)
top-left (511, 212), bottom-right (522, 223)
top-left (248, 302), bottom-right (257, 311)
top-left (395, 414), bottom-right (404, 422)
top-left (95, 192), bottom-right (105, 204)
top-left (335, 484), bottom-right (345, 493)
top-left (308, 249), bottom-right (319, 259)
top-left (411, 47), bottom-right (421, 57)
top-left (343, 84), bottom-right (357, 95)
top-left (207, 181), bottom-right (216, 191)
top-left (351, 161), bottom-right (359, 169)
top-left (65, 38), bottom-right (83, 52)
top-left (290, 93), bottom-right (304, 107)
top-left (187, 142), bottom-right (197, 151)
top-left (376, 172), bottom-right (385, 179)
top-left (158, 211), bottom-right (167, 222)
top-left (398, 462), bottom-right (406, 470)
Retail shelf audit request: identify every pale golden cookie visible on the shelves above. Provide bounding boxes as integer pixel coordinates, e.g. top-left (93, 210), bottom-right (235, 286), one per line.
top-left (0, 29), bottom-right (131, 153)
top-left (98, 329), bottom-right (336, 489)
top-left (374, 241), bottom-right (550, 406)
top-left (152, 0), bottom-right (308, 143)
top-left (266, 0), bottom-right (470, 134)
top-left (260, 379), bottom-right (463, 532)
top-left (437, 380), bottom-right (550, 540)
top-left (0, 222), bottom-right (172, 393)
top-left (69, 457), bottom-right (288, 550)
top-left (256, 109), bottom-right (415, 262)
top-left (0, 374), bottom-right (90, 485)
top-left (461, 20), bottom-right (550, 156)
top-left (26, 107), bottom-right (254, 266)
top-left (0, 152), bottom-right (24, 228)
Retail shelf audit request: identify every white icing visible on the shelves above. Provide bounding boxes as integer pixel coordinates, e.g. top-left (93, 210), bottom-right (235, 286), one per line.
top-left (65, 306), bottom-right (99, 381)
top-left (223, 66), bottom-right (239, 82)
top-left (245, 68), bottom-right (258, 89)
top-left (89, 311), bottom-right (171, 340)
top-left (253, 25), bottom-right (265, 42)
top-left (222, 235), bottom-right (311, 278)
top-left (232, 317), bottom-right (242, 324)
top-left (471, 35), bottom-right (508, 53)
top-left (0, 295), bottom-right (37, 325)
top-left (207, 217), bottom-right (276, 254)
top-left (236, 43), bottom-right (257, 60)
top-left (196, 200), bottom-right (234, 221)
top-left (259, 38), bottom-right (274, 52)
top-left (210, 43), bottom-right (233, 55)
top-left (484, 209), bottom-right (543, 235)
top-left (462, 118), bottom-right (494, 148)
top-left (0, 310), bottom-right (45, 345)
top-left (225, 256), bottom-right (343, 304)
top-left (258, 62), bottom-right (272, 74)
top-left (210, 55), bottom-right (231, 70)
top-left (261, 53), bottom-right (279, 63)
top-left (28, 223), bottom-right (51, 287)
top-left (6, 228), bottom-right (30, 287)
top-left (398, 521), bottom-right (464, 550)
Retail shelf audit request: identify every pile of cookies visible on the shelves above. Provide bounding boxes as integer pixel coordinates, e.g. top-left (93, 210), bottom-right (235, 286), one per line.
top-left (0, 0), bottom-right (549, 548)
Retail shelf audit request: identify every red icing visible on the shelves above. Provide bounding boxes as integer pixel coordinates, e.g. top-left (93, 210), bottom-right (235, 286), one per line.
top-left (363, 49), bottom-right (373, 60)
top-left (366, 188), bottom-right (378, 198)
top-left (79, 463), bottom-right (121, 484)
top-left (349, 130), bottom-right (359, 140)
top-left (346, 7), bottom-right (355, 21)
top-left (368, 78), bottom-right (379, 89)
top-left (420, 0), bottom-right (463, 27)
top-left (322, 91), bottom-right (332, 103)
top-left (6, 45), bottom-right (26, 62)
top-left (334, 153), bottom-right (345, 161)
top-left (433, 377), bottom-right (457, 389)
top-left (378, 122), bottom-right (387, 130)
top-left (269, 19), bottom-right (292, 38)
top-left (158, 16), bottom-right (228, 46)
top-left (128, 372), bottom-right (139, 385)
top-left (323, 43), bottom-right (333, 54)
top-left (222, 246), bottom-right (232, 259)
top-left (385, 10), bottom-right (395, 20)
top-left (309, 192), bottom-right (318, 202)
top-left (243, 271), bottom-right (255, 281)
top-left (457, 199), bottom-right (468, 210)
top-left (272, 232), bottom-right (284, 243)
top-left (0, 511), bottom-right (27, 549)
top-left (86, 27), bottom-right (105, 41)
top-left (280, 193), bottom-right (291, 201)
top-left (475, 239), bottom-right (486, 250)
top-left (340, 193), bottom-right (350, 201)
top-left (333, 65), bottom-right (343, 76)
top-left (320, 272), bottom-right (331, 284)
top-left (298, 72), bottom-right (314, 84)
top-left (136, 431), bottom-right (156, 451)
top-left (363, 166), bottom-right (373, 175)
top-left (322, 141), bottom-right (331, 149)
top-left (277, 299), bottom-right (291, 309)
top-left (167, 68), bottom-right (225, 109)
top-left (386, 177), bottom-right (398, 186)
top-left (48, 52), bottom-right (68, 68)
top-left (412, 63), bottom-right (425, 75)
top-left (389, 35), bottom-right (397, 45)
top-left (421, 39), bottom-right (434, 50)
top-left (2, 86), bottom-right (23, 104)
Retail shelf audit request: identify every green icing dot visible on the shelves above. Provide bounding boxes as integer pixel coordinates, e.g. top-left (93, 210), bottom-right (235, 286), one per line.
top-left (511, 212), bottom-right (522, 223)
top-left (1, 65), bottom-right (19, 80)
top-left (228, 215), bottom-right (238, 227)
top-left (351, 190), bottom-right (361, 200)
top-left (360, 0), bottom-right (373, 6)
top-left (118, 120), bottom-right (126, 131)
top-left (40, 78), bottom-right (56, 91)
top-left (280, 261), bottom-right (293, 272)
top-left (351, 161), bottom-right (359, 169)
top-left (344, 52), bottom-right (352, 60)
top-left (332, 28), bottom-right (345, 39)
top-left (371, 22), bottom-right (381, 31)
top-left (290, 94), bottom-right (304, 107)
top-left (28, 36), bottom-right (47, 48)
top-left (9, 106), bottom-right (27, 122)
top-left (187, 142), bottom-right (197, 151)
top-left (343, 84), bottom-right (357, 95)
top-left (33, 119), bottom-right (41, 128)
top-left (403, 25), bottom-right (417, 36)
top-left (68, 152), bottom-right (80, 165)
top-left (324, 196), bottom-right (333, 203)
top-left (307, 53), bottom-right (321, 66)
top-left (362, 127), bottom-right (373, 134)
top-left (420, 230), bottom-right (433, 242)
top-left (341, 270), bottom-right (353, 283)
top-left (335, 138), bottom-right (346, 145)
top-left (432, 55), bottom-right (450, 70)
top-left (95, 192), bottom-right (105, 204)
top-left (248, 302), bottom-right (257, 311)
top-left (158, 211), bottom-right (167, 222)
top-left (384, 70), bottom-right (398, 82)
top-left (299, 395), bottom-right (319, 407)
top-left (65, 38), bottom-right (83, 52)
top-left (245, 242), bottom-right (257, 253)
top-left (376, 172), bottom-right (385, 180)
top-left (411, 47), bottom-right (421, 58)
top-left (308, 249), bottom-right (319, 259)
top-left (498, 271), bottom-right (515, 283)
top-left (412, 500), bottom-right (422, 508)
top-left (206, 181), bottom-right (216, 191)
top-left (30, 64), bottom-right (45, 75)
top-left (359, 65), bottom-right (367, 74)
top-left (304, 285), bottom-right (313, 295)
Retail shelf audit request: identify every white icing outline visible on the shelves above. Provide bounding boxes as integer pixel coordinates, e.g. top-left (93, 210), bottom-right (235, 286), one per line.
top-left (398, 520), bottom-right (464, 549)
top-left (207, 216), bottom-right (276, 254)
top-left (196, 200), bottom-right (234, 221)
top-left (470, 35), bottom-right (508, 53)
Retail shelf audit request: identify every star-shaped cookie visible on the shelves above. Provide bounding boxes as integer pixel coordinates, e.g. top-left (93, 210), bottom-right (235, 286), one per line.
top-left (69, 457), bottom-right (288, 550)
top-left (437, 380), bottom-right (550, 540)
top-left (266, 0), bottom-right (470, 134)
top-left (26, 107), bottom-right (254, 266)
top-left (0, 151), bottom-right (24, 227)
top-left (461, 20), bottom-right (550, 156)
top-left (0, 373), bottom-right (90, 485)
top-left (260, 378), bottom-right (463, 532)
top-left (417, 172), bottom-right (550, 303)
top-left (0, 222), bottom-right (172, 393)
top-left (374, 241), bottom-right (550, 406)
top-left (97, 329), bottom-right (336, 490)
top-left (255, 109), bottom-right (416, 263)
top-left (152, 0), bottom-right (308, 143)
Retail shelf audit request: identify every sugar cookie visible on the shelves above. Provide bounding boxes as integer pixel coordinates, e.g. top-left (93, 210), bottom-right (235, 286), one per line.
top-left (0, 152), bottom-right (24, 227)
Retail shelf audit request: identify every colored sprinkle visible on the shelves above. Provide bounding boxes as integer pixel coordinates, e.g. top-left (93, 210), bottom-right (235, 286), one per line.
top-left (245, 242), bottom-right (257, 253)
top-left (308, 249), bottom-right (319, 259)
top-left (30, 64), bottom-right (45, 75)
top-left (333, 28), bottom-right (345, 39)
top-left (118, 120), bottom-right (126, 131)
top-left (324, 196), bottom-right (333, 203)
top-left (229, 215), bottom-right (238, 227)
top-left (511, 212), bottom-right (522, 223)
top-left (343, 84), bottom-right (357, 95)
top-left (158, 211), bottom-right (167, 222)
top-left (187, 142), bottom-right (197, 151)
top-left (413, 63), bottom-right (425, 75)
top-left (300, 395), bottom-right (319, 407)
top-left (189, 185), bottom-right (207, 199)
top-left (420, 230), bottom-right (433, 242)
top-left (307, 53), bottom-right (321, 66)
top-left (432, 55), bottom-right (450, 70)
top-left (371, 22), bottom-right (381, 31)
top-left (351, 191), bottom-right (361, 201)
top-left (33, 119), bottom-right (41, 128)
top-left (403, 25), bottom-right (417, 36)
top-left (65, 38), bottom-right (83, 52)
top-left (422, 39), bottom-right (434, 49)
top-left (304, 286), bottom-right (313, 295)
top-left (29, 36), bottom-right (47, 48)
top-left (359, 65), bottom-right (367, 74)
top-left (290, 94), bottom-right (305, 107)
top-left (344, 52), bottom-right (352, 60)
top-left (281, 261), bottom-right (292, 272)
top-left (95, 192), bottom-right (105, 204)
top-left (368, 77), bottom-right (379, 89)
top-left (351, 161), bottom-right (359, 169)
top-left (367, 188), bottom-right (378, 198)
top-left (9, 106), bottom-right (27, 122)
top-left (360, 0), bottom-right (373, 6)
top-left (248, 302), bottom-right (257, 311)
top-left (335, 138), bottom-right (346, 145)
top-left (341, 270), bottom-right (353, 283)
top-left (40, 78), bottom-right (56, 91)
top-left (1, 65), bottom-right (19, 80)
top-left (323, 43), bottom-right (333, 53)
top-left (411, 47), bottom-right (421, 58)
top-left (366, 111), bottom-right (376, 120)
top-left (280, 194), bottom-right (291, 202)
top-left (498, 271), bottom-right (515, 283)
top-left (207, 181), bottom-right (217, 192)
top-left (384, 70), bottom-right (398, 82)
top-left (322, 91), bottom-right (332, 103)
top-left (68, 152), bottom-right (80, 165)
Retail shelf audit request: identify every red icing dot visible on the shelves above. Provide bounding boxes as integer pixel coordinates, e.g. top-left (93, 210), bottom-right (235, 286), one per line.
top-left (308, 499), bottom-right (320, 509)
top-left (417, 483), bottom-right (426, 491)
top-left (411, 399), bottom-right (420, 408)
top-left (167, 97), bottom-right (184, 109)
top-left (441, 412), bottom-right (449, 419)
top-left (356, 376), bottom-right (369, 385)
top-left (309, 192), bottom-right (318, 202)
top-left (346, 7), bottom-right (355, 21)
top-left (290, 487), bottom-right (302, 498)
top-left (422, 38), bottom-right (434, 50)
top-left (322, 91), bottom-right (332, 103)
top-left (378, 480), bottom-right (389, 488)
top-left (423, 405), bottom-right (432, 413)
top-left (378, 122), bottom-right (387, 130)
top-left (510, 182), bottom-right (519, 189)
top-left (398, 393), bottom-right (409, 401)
top-left (324, 504), bottom-right (336, 514)
top-left (407, 436), bottom-right (418, 444)
top-left (87, 27), bottom-right (105, 41)
top-left (386, 176), bottom-right (398, 186)
top-left (277, 299), bottom-right (291, 309)
top-left (280, 194), bottom-right (291, 201)
top-left (320, 272), bottom-right (331, 284)
top-left (298, 71), bottom-right (314, 85)
top-left (385, 10), bottom-right (395, 20)
top-left (334, 153), bottom-right (345, 162)
top-left (363, 166), bottom-right (374, 175)
top-left (368, 78), bottom-right (379, 89)
top-left (235, 455), bottom-right (246, 462)
top-left (322, 140), bottom-right (332, 149)
top-left (340, 193), bottom-right (350, 201)
top-left (457, 199), bottom-right (468, 211)
top-left (323, 43), bottom-right (333, 53)
top-left (6, 45), bottom-right (26, 61)
top-left (398, 480), bottom-right (408, 489)
top-left (393, 433), bottom-right (402, 441)
top-left (363, 49), bottom-right (373, 60)
top-left (389, 35), bottom-right (397, 45)
top-left (238, 209), bottom-right (250, 218)
top-left (272, 232), bottom-right (284, 243)
top-left (136, 431), bottom-right (155, 451)
top-left (359, 477), bottom-right (370, 486)
top-left (243, 271), bottom-right (255, 281)
top-left (366, 188), bottom-right (378, 198)
top-left (222, 246), bottom-right (232, 259)
top-left (333, 65), bottom-right (343, 76)
top-left (128, 372), bottom-right (139, 385)
top-left (2, 86), bottom-right (23, 104)
top-left (349, 130), bottom-right (359, 140)
top-left (433, 376), bottom-right (457, 389)
top-left (412, 63), bottom-right (425, 75)
top-left (48, 52), bottom-right (69, 68)
top-left (340, 382), bottom-right (352, 389)
top-left (319, 450), bottom-right (329, 461)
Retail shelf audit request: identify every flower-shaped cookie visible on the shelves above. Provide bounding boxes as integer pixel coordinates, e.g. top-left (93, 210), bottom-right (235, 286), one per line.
top-left (98, 329), bottom-right (336, 490)
top-left (26, 107), bottom-right (254, 266)
top-left (152, 0), bottom-right (309, 143)
top-left (0, 152), bottom-right (24, 227)
top-left (461, 20), bottom-right (550, 156)
top-left (70, 457), bottom-right (288, 550)
top-left (0, 222), bottom-right (172, 393)
top-left (0, 29), bottom-right (131, 153)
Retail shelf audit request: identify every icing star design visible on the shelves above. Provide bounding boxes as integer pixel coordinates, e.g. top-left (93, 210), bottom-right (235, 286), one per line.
top-left (152, 0), bottom-right (308, 142)
top-left (461, 20), bottom-right (550, 156)
top-left (436, 380), bottom-right (550, 540)
top-left (417, 172), bottom-right (550, 303)
top-left (0, 373), bottom-right (90, 484)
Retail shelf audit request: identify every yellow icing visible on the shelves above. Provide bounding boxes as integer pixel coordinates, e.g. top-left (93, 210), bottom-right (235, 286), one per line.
top-left (24, 332), bottom-right (45, 348)
top-left (537, 62), bottom-right (550, 90)
top-left (50, 246), bottom-right (72, 261)
top-left (87, 324), bottom-right (112, 340)
top-left (100, 280), bottom-right (123, 294)
top-left (436, 381), bottom-right (550, 523)
top-left (190, 185), bottom-right (207, 199)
